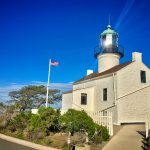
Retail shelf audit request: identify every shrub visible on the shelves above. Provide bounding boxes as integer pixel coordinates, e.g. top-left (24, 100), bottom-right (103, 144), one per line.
top-left (41, 137), bottom-right (52, 145)
top-left (62, 142), bottom-right (68, 150)
top-left (0, 116), bottom-right (5, 129)
top-left (28, 107), bottom-right (60, 134)
top-left (93, 134), bottom-right (103, 144)
top-left (15, 130), bottom-right (24, 139)
top-left (7, 112), bottom-right (31, 132)
top-left (94, 124), bottom-right (109, 141)
top-left (59, 109), bottom-right (109, 141)
top-left (59, 109), bottom-right (95, 137)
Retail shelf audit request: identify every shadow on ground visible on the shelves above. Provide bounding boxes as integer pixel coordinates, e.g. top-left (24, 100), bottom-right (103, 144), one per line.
top-left (137, 130), bottom-right (149, 150)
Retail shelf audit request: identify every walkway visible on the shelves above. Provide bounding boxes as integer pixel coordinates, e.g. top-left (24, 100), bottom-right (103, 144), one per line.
top-left (0, 138), bottom-right (35, 150)
top-left (103, 124), bottom-right (145, 150)
top-left (0, 133), bottom-right (60, 150)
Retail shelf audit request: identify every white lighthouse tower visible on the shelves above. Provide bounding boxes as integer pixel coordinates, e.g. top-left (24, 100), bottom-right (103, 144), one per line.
top-left (94, 24), bottom-right (124, 73)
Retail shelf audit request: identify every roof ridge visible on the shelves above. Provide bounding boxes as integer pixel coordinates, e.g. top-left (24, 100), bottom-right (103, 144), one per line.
top-left (74, 61), bottom-right (132, 84)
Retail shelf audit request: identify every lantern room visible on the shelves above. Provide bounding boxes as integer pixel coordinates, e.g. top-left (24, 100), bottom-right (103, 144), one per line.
top-left (94, 24), bottom-right (124, 58)
top-left (101, 25), bottom-right (118, 52)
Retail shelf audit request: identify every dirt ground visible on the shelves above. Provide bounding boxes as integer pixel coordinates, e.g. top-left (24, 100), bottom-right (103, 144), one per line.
top-left (49, 125), bottom-right (123, 149)
top-left (49, 132), bottom-right (109, 149)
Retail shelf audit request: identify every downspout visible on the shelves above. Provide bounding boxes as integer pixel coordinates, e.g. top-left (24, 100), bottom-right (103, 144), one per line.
top-left (113, 72), bottom-right (118, 125)
top-left (113, 73), bottom-right (117, 104)
top-left (101, 73), bottom-right (116, 112)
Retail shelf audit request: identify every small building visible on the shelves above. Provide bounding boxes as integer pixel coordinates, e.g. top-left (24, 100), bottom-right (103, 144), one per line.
top-left (61, 23), bottom-right (150, 125)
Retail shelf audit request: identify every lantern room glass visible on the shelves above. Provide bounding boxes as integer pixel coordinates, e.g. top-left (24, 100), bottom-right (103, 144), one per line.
top-left (101, 33), bottom-right (118, 52)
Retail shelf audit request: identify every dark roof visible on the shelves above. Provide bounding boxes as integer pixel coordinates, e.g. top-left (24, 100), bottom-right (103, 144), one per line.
top-left (63, 90), bottom-right (73, 94)
top-left (74, 61), bottom-right (132, 84)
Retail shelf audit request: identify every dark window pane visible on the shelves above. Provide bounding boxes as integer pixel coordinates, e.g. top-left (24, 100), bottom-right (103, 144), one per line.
top-left (103, 88), bottom-right (107, 101)
top-left (102, 35), bottom-right (106, 40)
top-left (81, 93), bottom-right (87, 105)
top-left (141, 71), bottom-right (146, 83)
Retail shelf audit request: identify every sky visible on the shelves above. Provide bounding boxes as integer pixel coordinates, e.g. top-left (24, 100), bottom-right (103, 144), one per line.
top-left (0, 0), bottom-right (150, 102)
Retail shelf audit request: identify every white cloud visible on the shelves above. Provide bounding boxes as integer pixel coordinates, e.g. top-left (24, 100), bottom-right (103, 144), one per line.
top-left (68, 81), bottom-right (74, 84)
top-left (0, 81), bottom-right (72, 103)
top-left (0, 84), bottom-right (26, 102)
top-left (50, 83), bottom-right (72, 91)
top-left (31, 81), bottom-right (47, 85)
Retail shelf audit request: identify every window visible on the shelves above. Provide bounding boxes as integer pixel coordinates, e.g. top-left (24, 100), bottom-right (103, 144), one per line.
top-left (141, 71), bottom-right (146, 83)
top-left (103, 88), bottom-right (107, 101)
top-left (102, 35), bottom-right (106, 40)
top-left (81, 93), bottom-right (87, 105)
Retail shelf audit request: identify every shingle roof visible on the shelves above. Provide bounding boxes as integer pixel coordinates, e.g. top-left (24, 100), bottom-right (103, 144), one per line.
top-left (74, 61), bottom-right (132, 85)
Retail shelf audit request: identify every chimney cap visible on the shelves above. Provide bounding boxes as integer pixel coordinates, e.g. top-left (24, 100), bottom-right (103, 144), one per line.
top-left (87, 70), bottom-right (93, 76)
top-left (132, 52), bottom-right (142, 62)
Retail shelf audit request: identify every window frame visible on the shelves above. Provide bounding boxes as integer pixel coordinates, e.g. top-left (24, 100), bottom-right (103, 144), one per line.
top-left (103, 88), bottom-right (107, 101)
top-left (140, 70), bottom-right (146, 83)
top-left (81, 93), bottom-right (87, 105)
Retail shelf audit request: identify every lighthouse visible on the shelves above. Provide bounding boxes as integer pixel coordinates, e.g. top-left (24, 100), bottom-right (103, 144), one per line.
top-left (62, 20), bottom-right (150, 127)
top-left (94, 24), bottom-right (124, 73)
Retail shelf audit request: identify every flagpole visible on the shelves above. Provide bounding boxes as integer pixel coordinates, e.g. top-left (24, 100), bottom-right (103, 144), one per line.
top-left (46, 59), bottom-right (51, 108)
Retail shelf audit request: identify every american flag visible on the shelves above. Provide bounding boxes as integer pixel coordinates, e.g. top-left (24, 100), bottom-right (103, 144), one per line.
top-left (50, 60), bottom-right (59, 66)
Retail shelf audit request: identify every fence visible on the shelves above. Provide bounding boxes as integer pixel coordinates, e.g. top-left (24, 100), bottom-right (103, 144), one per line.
top-left (88, 111), bottom-right (113, 136)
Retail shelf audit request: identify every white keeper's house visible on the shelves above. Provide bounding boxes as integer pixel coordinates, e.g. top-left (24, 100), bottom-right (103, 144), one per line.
top-left (61, 23), bottom-right (150, 125)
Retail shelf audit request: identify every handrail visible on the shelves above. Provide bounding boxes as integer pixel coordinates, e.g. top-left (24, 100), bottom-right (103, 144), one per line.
top-left (70, 85), bottom-right (150, 112)
top-left (72, 103), bottom-right (88, 113)
top-left (98, 84), bottom-right (150, 112)
top-left (94, 45), bottom-right (124, 58)
top-left (117, 84), bottom-right (150, 100)
top-left (100, 105), bottom-right (115, 112)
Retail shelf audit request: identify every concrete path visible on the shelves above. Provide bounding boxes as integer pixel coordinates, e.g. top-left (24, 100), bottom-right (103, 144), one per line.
top-left (0, 138), bottom-right (35, 150)
top-left (0, 133), bottom-right (60, 150)
top-left (103, 124), bottom-right (145, 150)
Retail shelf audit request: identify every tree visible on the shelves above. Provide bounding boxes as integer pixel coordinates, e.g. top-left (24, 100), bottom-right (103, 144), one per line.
top-left (9, 85), bottom-right (62, 112)
top-left (0, 102), bottom-right (6, 116)
top-left (7, 112), bottom-right (31, 132)
top-left (0, 102), bottom-right (5, 107)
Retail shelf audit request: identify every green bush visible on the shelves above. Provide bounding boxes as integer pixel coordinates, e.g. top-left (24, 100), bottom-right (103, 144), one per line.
top-left (59, 109), bottom-right (109, 141)
top-left (41, 137), bottom-right (52, 145)
top-left (94, 124), bottom-right (109, 141)
top-left (28, 107), bottom-right (60, 134)
top-left (0, 116), bottom-right (5, 129)
top-left (7, 112), bottom-right (31, 132)
top-left (15, 130), bottom-right (24, 139)
top-left (93, 134), bottom-right (103, 144)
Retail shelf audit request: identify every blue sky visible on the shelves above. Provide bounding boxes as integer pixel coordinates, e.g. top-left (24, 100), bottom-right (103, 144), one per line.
top-left (0, 0), bottom-right (150, 101)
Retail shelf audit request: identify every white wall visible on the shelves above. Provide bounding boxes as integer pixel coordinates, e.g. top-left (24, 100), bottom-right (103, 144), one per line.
top-left (31, 109), bottom-right (38, 114)
top-left (61, 92), bottom-right (73, 114)
top-left (72, 75), bottom-right (115, 113)
top-left (117, 86), bottom-right (150, 124)
top-left (72, 86), bottom-right (95, 112)
top-left (94, 75), bottom-right (115, 111)
top-left (116, 61), bottom-right (150, 124)
top-left (98, 53), bottom-right (120, 73)
top-left (117, 61), bottom-right (150, 98)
